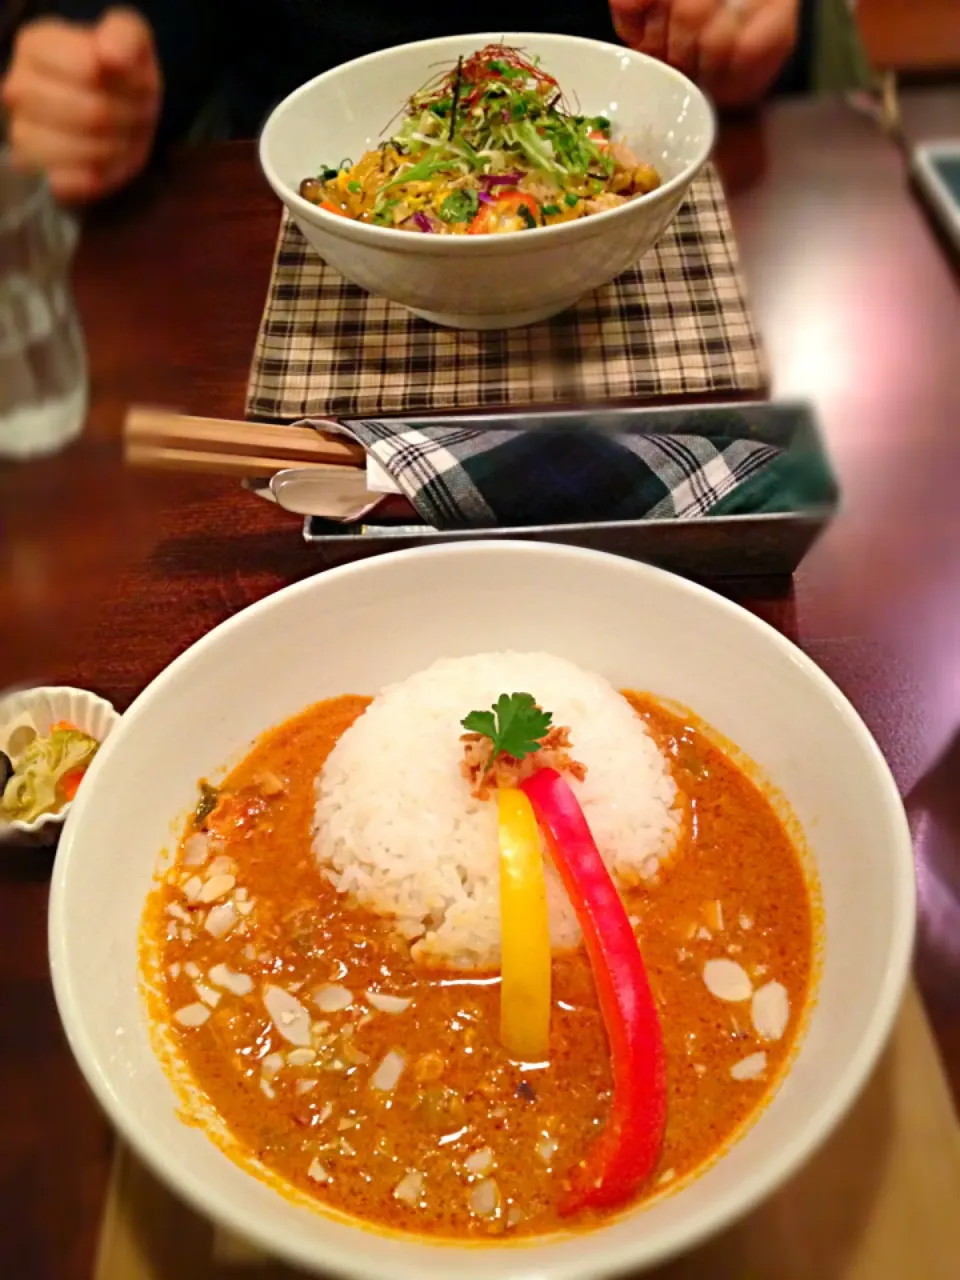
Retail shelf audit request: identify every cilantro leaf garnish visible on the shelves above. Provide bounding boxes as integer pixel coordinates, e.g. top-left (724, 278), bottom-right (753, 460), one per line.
top-left (438, 188), bottom-right (480, 224)
top-left (461, 693), bottom-right (553, 764)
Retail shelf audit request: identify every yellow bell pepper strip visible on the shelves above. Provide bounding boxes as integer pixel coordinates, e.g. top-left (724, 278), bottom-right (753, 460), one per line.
top-left (497, 788), bottom-right (552, 1062)
top-left (520, 768), bottom-right (666, 1214)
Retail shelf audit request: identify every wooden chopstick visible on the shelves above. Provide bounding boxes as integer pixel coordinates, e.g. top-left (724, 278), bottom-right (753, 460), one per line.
top-left (124, 442), bottom-right (363, 480)
top-left (124, 407), bottom-right (366, 475)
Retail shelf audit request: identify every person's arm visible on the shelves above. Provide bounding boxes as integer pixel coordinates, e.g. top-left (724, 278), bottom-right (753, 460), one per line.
top-left (26, 1), bottom-right (223, 147)
top-left (609, 0), bottom-right (801, 107)
top-left (1, 2), bottom-right (225, 202)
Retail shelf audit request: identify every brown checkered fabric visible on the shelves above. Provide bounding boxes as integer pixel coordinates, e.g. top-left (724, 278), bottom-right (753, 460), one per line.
top-left (245, 164), bottom-right (767, 421)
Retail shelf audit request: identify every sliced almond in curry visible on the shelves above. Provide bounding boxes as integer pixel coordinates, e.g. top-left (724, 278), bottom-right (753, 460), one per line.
top-left (287, 1048), bottom-right (317, 1067)
top-left (263, 985), bottom-right (313, 1047)
top-left (205, 901), bottom-right (238, 938)
top-left (394, 1171), bottom-right (423, 1204)
top-left (370, 1050), bottom-right (405, 1092)
top-left (174, 1002), bottom-right (211, 1028)
top-left (751, 981), bottom-right (790, 1041)
top-left (194, 982), bottom-right (221, 1008)
top-left (702, 958), bottom-right (752, 1003)
top-left (181, 876), bottom-right (203, 903)
top-left (464, 1148), bottom-right (494, 1175)
top-left (312, 985), bottom-right (353, 1013)
top-left (198, 874), bottom-right (236, 903)
top-left (470, 1178), bottom-right (501, 1218)
top-left (208, 963), bottom-right (254, 997)
top-left (731, 1051), bottom-right (767, 1081)
top-left (181, 832), bottom-right (209, 866)
top-left (365, 990), bottom-right (411, 1015)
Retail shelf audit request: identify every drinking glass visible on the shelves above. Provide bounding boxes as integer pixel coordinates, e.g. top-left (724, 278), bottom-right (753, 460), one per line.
top-left (0, 152), bottom-right (88, 459)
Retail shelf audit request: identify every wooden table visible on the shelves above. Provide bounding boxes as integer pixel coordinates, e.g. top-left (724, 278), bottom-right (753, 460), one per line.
top-left (2, 91), bottom-right (959, 1280)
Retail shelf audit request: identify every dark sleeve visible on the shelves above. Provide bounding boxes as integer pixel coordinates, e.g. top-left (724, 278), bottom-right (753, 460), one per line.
top-left (5, 0), bottom-right (228, 149)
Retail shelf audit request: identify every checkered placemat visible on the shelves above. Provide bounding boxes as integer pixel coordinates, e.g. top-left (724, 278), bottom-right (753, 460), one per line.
top-left (246, 164), bottom-right (767, 421)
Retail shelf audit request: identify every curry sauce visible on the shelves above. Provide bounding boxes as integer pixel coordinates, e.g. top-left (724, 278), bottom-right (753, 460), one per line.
top-left (141, 693), bottom-right (815, 1238)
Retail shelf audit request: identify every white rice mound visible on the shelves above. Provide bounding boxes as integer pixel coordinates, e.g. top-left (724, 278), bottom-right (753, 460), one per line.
top-left (313, 652), bottom-right (680, 968)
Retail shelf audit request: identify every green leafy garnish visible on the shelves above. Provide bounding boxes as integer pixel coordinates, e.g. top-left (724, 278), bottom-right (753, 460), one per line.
top-left (438, 188), bottom-right (480, 224)
top-left (461, 693), bottom-right (553, 764)
top-left (194, 781), bottom-right (219, 826)
top-left (383, 145), bottom-right (457, 190)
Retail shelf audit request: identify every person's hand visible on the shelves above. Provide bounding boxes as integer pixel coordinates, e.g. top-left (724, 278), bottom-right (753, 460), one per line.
top-left (1, 7), bottom-right (162, 203)
top-left (609, 0), bottom-right (799, 108)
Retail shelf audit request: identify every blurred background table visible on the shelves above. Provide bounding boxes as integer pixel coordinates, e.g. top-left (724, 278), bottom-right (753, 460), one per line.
top-left (1, 91), bottom-right (959, 1280)
top-left (858, 0), bottom-right (960, 77)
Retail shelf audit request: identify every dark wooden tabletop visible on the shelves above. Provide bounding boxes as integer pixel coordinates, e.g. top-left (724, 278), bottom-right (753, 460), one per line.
top-left (2, 90), bottom-right (959, 1280)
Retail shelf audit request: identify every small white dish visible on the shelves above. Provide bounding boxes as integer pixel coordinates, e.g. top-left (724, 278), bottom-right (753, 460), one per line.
top-left (0, 685), bottom-right (120, 843)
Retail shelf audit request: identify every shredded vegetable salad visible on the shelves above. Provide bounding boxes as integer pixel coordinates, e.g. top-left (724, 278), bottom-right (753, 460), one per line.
top-left (0, 721), bottom-right (99, 824)
top-left (299, 44), bottom-right (662, 235)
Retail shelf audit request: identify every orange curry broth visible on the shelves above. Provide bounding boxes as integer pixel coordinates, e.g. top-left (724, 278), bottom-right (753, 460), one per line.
top-left (141, 693), bottom-right (815, 1239)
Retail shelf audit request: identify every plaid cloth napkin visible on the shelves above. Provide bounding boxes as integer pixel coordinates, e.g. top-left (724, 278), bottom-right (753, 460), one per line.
top-left (326, 417), bottom-right (793, 530)
top-left (247, 165), bottom-right (767, 420)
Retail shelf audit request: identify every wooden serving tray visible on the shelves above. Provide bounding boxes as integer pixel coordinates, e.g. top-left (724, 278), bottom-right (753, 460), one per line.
top-left (94, 985), bottom-right (960, 1280)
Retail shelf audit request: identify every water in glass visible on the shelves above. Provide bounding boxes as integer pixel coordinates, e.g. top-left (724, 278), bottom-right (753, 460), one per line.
top-left (0, 153), bottom-right (88, 459)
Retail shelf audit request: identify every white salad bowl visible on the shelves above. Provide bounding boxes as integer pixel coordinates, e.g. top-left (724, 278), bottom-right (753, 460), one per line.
top-left (258, 32), bottom-right (715, 328)
top-left (50, 542), bottom-right (914, 1279)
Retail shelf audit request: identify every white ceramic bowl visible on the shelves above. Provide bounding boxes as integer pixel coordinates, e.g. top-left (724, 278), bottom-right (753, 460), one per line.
top-left (0, 685), bottom-right (119, 844)
top-left (259, 33), bottom-right (715, 328)
top-left (50, 544), bottom-right (914, 1278)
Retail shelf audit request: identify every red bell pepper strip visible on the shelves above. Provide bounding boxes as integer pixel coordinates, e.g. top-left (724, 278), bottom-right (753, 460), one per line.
top-left (520, 768), bottom-right (666, 1215)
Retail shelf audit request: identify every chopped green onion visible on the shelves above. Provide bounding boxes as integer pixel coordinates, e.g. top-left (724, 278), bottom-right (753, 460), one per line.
top-left (519, 204), bottom-right (537, 230)
top-left (372, 199), bottom-right (400, 225)
top-left (564, 192), bottom-right (579, 207)
top-left (542, 203), bottom-right (561, 216)
top-left (347, 180), bottom-right (362, 194)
